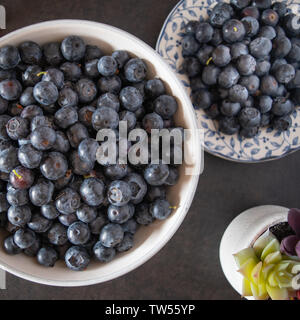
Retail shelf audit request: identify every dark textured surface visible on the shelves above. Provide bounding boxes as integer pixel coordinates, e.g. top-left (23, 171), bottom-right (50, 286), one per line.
top-left (0, 0), bottom-right (299, 300)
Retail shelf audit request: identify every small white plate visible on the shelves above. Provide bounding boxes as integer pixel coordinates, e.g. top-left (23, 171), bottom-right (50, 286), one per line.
top-left (219, 205), bottom-right (288, 299)
top-left (156, 0), bottom-right (300, 162)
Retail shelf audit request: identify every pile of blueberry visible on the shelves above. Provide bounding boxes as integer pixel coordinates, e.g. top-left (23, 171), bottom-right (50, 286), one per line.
top-left (182, 0), bottom-right (300, 138)
top-left (0, 35), bottom-right (180, 270)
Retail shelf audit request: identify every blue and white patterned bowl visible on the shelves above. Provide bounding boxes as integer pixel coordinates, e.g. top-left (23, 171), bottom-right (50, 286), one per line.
top-left (157, 0), bottom-right (300, 162)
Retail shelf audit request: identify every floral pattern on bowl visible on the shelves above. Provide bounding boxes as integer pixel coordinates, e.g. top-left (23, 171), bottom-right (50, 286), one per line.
top-left (156, 0), bottom-right (300, 162)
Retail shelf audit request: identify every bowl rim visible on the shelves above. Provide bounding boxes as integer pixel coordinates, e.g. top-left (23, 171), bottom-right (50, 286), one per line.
top-left (155, 0), bottom-right (300, 164)
top-left (0, 19), bottom-right (201, 287)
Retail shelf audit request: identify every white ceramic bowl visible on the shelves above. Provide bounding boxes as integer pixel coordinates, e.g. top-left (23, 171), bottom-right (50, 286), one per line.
top-left (0, 20), bottom-right (201, 286)
top-left (219, 205), bottom-right (289, 299)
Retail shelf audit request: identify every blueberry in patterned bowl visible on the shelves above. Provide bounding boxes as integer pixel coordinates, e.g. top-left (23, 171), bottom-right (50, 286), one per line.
top-left (157, 0), bottom-right (300, 163)
top-left (0, 20), bottom-right (201, 286)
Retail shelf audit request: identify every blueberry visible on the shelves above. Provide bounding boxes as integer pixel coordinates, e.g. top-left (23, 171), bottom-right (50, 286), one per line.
top-left (76, 204), bottom-right (97, 223)
top-left (272, 37), bottom-right (292, 58)
top-left (124, 58), bottom-right (147, 83)
top-left (218, 65), bottom-right (240, 88)
top-left (29, 179), bottom-right (54, 206)
top-left (30, 115), bottom-right (54, 131)
top-left (242, 17), bottom-right (259, 37)
top-left (19, 41), bottom-right (42, 65)
top-left (98, 75), bottom-right (122, 94)
top-left (33, 81), bottom-right (58, 106)
top-left (75, 78), bottom-right (97, 104)
top-left (61, 36), bottom-right (85, 61)
top-left (258, 95), bottom-right (273, 113)
top-left (221, 99), bottom-right (241, 117)
top-left (3, 235), bottom-right (22, 255)
top-left (67, 221), bottom-right (90, 245)
top-left (97, 56), bottom-right (117, 77)
top-left (84, 59), bottom-right (100, 78)
top-left (272, 2), bottom-right (287, 18)
top-left (21, 104), bottom-right (43, 120)
top-left (230, 0), bottom-right (250, 9)
top-left (184, 20), bottom-right (200, 34)
top-left (108, 203), bottom-right (134, 224)
top-left (192, 89), bottom-right (212, 109)
top-left (92, 107), bottom-right (119, 131)
top-left (250, 37), bottom-right (272, 59)
top-left (219, 117), bottom-right (240, 135)
top-left (70, 150), bottom-right (94, 175)
top-left (145, 79), bottom-right (165, 99)
top-left (24, 237), bottom-right (41, 257)
top-left (228, 85), bottom-right (248, 103)
top-left (58, 213), bottom-right (77, 227)
top-left (240, 126), bottom-right (259, 138)
top-left (272, 115), bottom-right (292, 131)
top-left (19, 87), bottom-right (35, 107)
top-left (85, 44), bottom-right (104, 61)
top-left (181, 35), bottom-right (200, 55)
top-left (119, 86), bottom-right (143, 112)
top-left (43, 42), bottom-right (63, 66)
top-left (149, 199), bottom-right (172, 220)
top-left (93, 242), bottom-right (116, 262)
top-left (37, 247), bottom-right (58, 267)
top-left (40, 152), bottom-right (68, 181)
top-left (222, 19), bottom-right (246, 43)
top-left (260, 75), bottom-right (279, 96)
top-left (122, 219), bottom-right (138, 234)
top-left (0, 145), bottom-right (19, 173)
top-left (261, 9), bottom-right (279, 27)
top-left (239, 75), bottom-right (260, 94)
top-left (142, 112), bottom-right (164, 133)
top-left (241, 6), bottom-right (260, 19)
top-left (14, 228), bottom-right (36, 249)
top-left (210, 3), bottom-right (233, 28)
top-left (195, 22), bottom-right (214, 43)
top-left (104, 163), bottom-right (128, 181)
top-left (0, 45), bottom-right (20, 70)
top-left (65, 246), bottom-right (90, 271)
top-left (60, 62), bottom-right (82, 82)
top-left (22, 65), bottom-right (42, 87)
top-left (230, 42), bottom-right (249, 60)
top-left (275, 64), bottom-right (295, 84)
top-left (55, 187), bottom-right (81, 214)
top-left (53, 131), bottom-right (70, 153)
top-left (124, 173), bottom-right (147, 204)
top-left (99, 223), bottom-right (124, 248)
top-left (107, 180), bottom-right (131, 207)
top-left (80, 178), bottom-right (105, 207)
top-left (0, 79), bottom-right (22, 101)
top-left (18, 143), bottom-right (41, 170)
top-left (260, 112), bottom-right (272, 126)
top-left (89, 214), bottom-right (107, 235)
top-left (6, 188), bottom-right (29, 206)
top-left (97, 93), bottom-right (120, 112)
top-left (27, 213), bottom-right (52, 233)
top-left (153, 95), bottom-right (178, 120)
top-left (236, 54), bottom-right (256, 76)
top-left (78, 106), bottom-right (95, 127)
top-left (287, 40), bottom-right (300, 63)
top-left (258, 26), bottom-right (276, 40)
top-left (165, 167), bottom-right (179, 186)
top-left (9, 166), bottom-right (35, 189)
top-left (67, 122), bottom-right (89, 148)
top-left (282, 14), bottom-right (300, 37)
top-left (190, 77), bottom-right (207, 92)
top-left (135, 202), bottom-right (154, 225)
top-left (272, 97), bottom-right (294, 116)
top-left (210, 28), bottom-right (223, 47)
top-left (255, 60), bottom-right (271, 76)
top-left (182, 57), bottom-right (201, 77)
top-left (6, 116), bottom-right (29, 140)
top-left (212, 45), bottom-right (231, 67)
top-left (144, 163), bottom-right (169, 186)
top-left (116, 233), bottom-right (134, 253)
top-left (239, 107), bottom-right (261, 128)
top-left (30, 126), bottom-right (57, 150)
top-left (254, 0), bottom-right (271, 9)
top-left (41, 202), bottom-right (60, 220)
top-left (54, 106), bottom-right (78, 129)
top-left (111, 50), bottom-right (130, 69)
top-left (202, 65), bottom-right (221, 86)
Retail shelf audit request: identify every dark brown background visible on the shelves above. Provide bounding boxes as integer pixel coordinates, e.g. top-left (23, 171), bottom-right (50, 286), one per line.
top-left (0, 0), bottom-right (299, 300)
